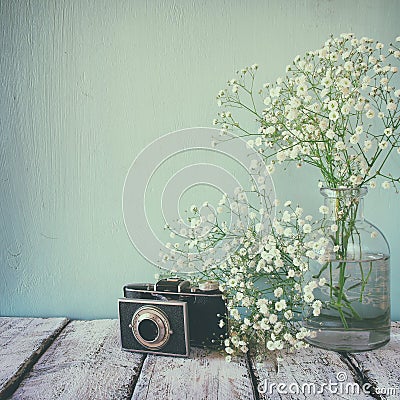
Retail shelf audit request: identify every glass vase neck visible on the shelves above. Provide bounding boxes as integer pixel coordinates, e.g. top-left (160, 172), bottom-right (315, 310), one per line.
top-left (320, 186), bottom-right (367, 222)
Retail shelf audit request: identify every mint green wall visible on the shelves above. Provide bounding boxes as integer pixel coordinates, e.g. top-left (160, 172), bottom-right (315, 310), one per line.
top-left (1, 0), bottom-right (399, 319)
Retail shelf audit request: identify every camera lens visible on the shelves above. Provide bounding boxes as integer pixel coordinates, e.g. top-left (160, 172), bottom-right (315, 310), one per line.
top-left (131, 306), bottom-right (171, 350)
top-left (138, 319), bottom-right (159, 342)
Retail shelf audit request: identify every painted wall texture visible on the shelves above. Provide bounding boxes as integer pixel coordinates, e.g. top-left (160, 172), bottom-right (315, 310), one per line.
top-left (1, 0), bottom-right (399, 319)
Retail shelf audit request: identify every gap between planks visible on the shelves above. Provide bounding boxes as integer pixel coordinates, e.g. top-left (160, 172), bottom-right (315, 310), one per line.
top-left (8, 320), bottom-right (145, 400)
top-left (131, 347), bottom-right (256, 400)
top-left (341, 322), bottom-right (400, 400)
top-left (248, 322), bottom-right (400, 400)
top-left (0, 317), bottom-right (69, 399)
top-left (2, 319), bottom-right (399, 400)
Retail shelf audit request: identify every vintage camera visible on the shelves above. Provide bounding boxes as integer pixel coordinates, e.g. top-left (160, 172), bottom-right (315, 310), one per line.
top-left (118, 278), bottom-right (227, 357)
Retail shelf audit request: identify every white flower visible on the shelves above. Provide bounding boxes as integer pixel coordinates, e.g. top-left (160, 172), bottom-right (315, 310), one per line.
top-left (349, 134), bottom-right (359, 144)
top-left (350, 175), bottom-right (358, 185)
top-left (319, 118), bottom-right (327, 129)
top-left (366, 109), bottom-right (375, 119)
top-left (313, 308), bottom-right (321, 316)
top-left (303, 292), bottom-right (315, 303)
top-left (306, 250), bottom-right (316, 258)
top-left (329, 110), bottom-right (339, 121)
top-left (266, 341), bottom-right (276, 351)
top-left (255, 223), bottom-right (264, 233)
top-left (335, 141), bottom-right (346, 151)
top-left (354, 101), bottom-right (364, 112)
top-left (382, 181), bottom-right (390, 189)
top-left (270, 86), bottom-right (282, 97)
top-left (341, 104), bottom-right (351, 115)
top-left (275, 299), bottom-right (287, 311)
top-left (319, 205), bottom-right (329, 215)
top-left (281, 210), bottom-right (291, 222)
top-left (264, 96), bottom-right (271, 106)
top-left (362, 76), bottom-right (371, 88)
top-left (255, 136), bottom-right (263, 146)
top-left (287, 269), bottom-right (295, 278)
top-left (384, 128), bottom-right (393, 137)
top-left (379, 140), bottom-right (388, 150)
top-left (274, 287), bottom-right (283, 298)
top-left (338, 77), bottom-right (351, 88)
top-left (369, 181), bottom-right (377, 189)
top-left (327, 100), bottom-right (338, 110)
top-left (319, 278), bottom-right (326, 286)
top-left (269, 314), bottom-right (278, 324)
top-left (364, 140), bottom-right (372, 150)
top-left (387, 101), bottom-right (396, 111)
top-left (330, 224), bottom-right (338, 232)
top-left (302, 224), bottom-right (312, 234)
top-left (276, 150), bottom-right (287, 163)
top-left (344, 61), bottom-right (353, 71)
top-left (355, 125), bottom-right (363, 135)
top-left (326, 129), bottom-right (335, 139)
top-left (284, 310), bottom-right (293, 320)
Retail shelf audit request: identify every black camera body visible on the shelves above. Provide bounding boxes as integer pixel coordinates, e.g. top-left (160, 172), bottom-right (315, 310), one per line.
top-left (118, 278), bottom-right (227, 357)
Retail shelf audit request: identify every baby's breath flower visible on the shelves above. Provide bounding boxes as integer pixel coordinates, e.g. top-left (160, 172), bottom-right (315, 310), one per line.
top-left (379, 140), bottom-right (388, 150)
top-left (330, 224), bottom-right (338, 232)
top-left (215, 34), bottom-right (400, 192)
top-left (303, 292), bottom-right (315, 303)
top-left (302, 224), bottom-right (312, 234)
top-left (382, 181), bottom-right (390, 189)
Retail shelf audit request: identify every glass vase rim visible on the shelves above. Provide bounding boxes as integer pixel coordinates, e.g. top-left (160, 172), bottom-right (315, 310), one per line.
top-left (319, 184), bottom-right (368, 197)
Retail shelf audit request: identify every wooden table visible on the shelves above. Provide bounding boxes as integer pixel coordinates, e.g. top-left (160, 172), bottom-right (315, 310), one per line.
top-left (0, 318), bottom-right (399, 399)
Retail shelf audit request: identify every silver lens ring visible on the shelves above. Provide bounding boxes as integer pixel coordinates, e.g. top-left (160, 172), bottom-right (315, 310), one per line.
top-left (131, 306), bottom-right (171, 350)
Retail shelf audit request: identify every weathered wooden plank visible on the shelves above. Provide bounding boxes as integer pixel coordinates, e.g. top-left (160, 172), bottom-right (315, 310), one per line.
top-left (132, 347), bottom-right (255, 400)
top-left (346, 322), bottom-right (400, 399)
top-left (249, 345), bottom-right (372, 400)
top-left (0, 317), bottom-right (68, 399)
top-left (9, 320), bottom-right (145, 400)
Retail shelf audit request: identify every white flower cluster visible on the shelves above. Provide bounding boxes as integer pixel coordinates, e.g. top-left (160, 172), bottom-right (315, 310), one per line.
top-left (161, 188), bottom-right (327, 361)
top-left (215, 34), bottom-right (400, 190)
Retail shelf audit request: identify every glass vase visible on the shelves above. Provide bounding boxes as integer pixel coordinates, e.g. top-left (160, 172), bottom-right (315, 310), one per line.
top-left (303, 186), bottom-right (390, 352)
